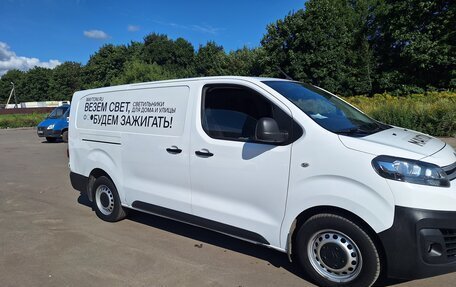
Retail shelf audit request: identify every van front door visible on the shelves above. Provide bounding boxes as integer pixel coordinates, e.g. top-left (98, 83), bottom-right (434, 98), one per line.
top-left (190, 83), bottom-right (297, 247)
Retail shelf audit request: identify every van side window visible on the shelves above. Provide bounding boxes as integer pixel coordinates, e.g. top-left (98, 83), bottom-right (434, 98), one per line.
top-left (202, 84), bottom-right (295, 144)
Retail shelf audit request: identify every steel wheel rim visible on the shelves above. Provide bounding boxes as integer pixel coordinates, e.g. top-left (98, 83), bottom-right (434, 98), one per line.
top-left (307, 229), bottom-right (363, 283)
top-left (95, 184), bottom-right (115, 216)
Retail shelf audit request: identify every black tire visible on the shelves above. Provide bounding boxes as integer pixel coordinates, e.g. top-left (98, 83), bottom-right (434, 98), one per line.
top-left (92, 176), bottom-right (127, 222)
top-left (296, 214), bottom-right (380, 287)
top-left (46, 137), bottom-right (57, 143)
top-left (62, 130), bottom-right (68, 143)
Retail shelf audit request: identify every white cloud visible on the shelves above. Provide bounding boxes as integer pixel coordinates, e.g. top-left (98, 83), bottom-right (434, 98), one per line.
top-left (154, 21), bottom-right (222, 35)
top-left (127, 25), bottom-right (140, 32)
top-left (190, 24), bottom-right (221, 35)
top-left (0, 42), bottom-right (61, 76)
top-left (83, 29), bottom-right (110, 39)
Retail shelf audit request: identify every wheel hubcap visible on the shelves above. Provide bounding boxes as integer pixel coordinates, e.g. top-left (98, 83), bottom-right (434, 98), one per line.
top-left (100, 192), bottom-right (110, 207)
top-left (95, 185), bottom-right (114, 216)
top-left (307, 230), bottom-right (362, 283)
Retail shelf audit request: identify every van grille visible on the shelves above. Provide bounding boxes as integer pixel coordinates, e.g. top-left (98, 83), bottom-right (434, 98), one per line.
top-left (441, 229), bottom-right (456, 260)
top-left (443, 161), bottom-right (456, 181)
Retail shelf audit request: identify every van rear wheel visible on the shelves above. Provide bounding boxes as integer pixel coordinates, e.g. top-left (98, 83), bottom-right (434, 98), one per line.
top-left (62, 130), bottom-right (68, 142)
top-left (296, 214), bottom-right (380, 287)
top-left (92, 176), bottom-right (127, 222)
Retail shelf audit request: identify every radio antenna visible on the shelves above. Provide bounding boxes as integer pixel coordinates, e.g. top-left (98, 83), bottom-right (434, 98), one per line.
top-left (276, 66), bottom-right (293, 80)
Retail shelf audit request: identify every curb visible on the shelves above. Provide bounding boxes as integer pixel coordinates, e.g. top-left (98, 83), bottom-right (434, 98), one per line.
top-left (0, 127), bottom-right (36, 131)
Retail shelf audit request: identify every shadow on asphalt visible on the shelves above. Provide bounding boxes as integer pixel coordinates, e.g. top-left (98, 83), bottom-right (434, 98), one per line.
top-left (41, 140), bottom-right (64, 144)
top-left (77, 193), bottom-right (311, 282)
top-left (76, 193), bottom-right (406, 287)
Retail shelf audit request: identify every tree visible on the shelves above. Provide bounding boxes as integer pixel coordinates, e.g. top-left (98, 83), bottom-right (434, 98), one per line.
top-left (143, 33), bottom-right (175, 66)
top-left (84, 44), bottom-right (129, 88)
top-left (261, 0), bottom-right (376, 95)
top-left (125, 41), bottom-right (144, 62)
top-left (172, 37), bottom-right (196, 77)
top-left (371, 0), bottom-right (455, 93)
top-left (21, 67), bottom-right (52, 101)
top-left (112, 60), bottom-right (177, 85)
top-left (226, 47), bottom-right (265, 76)
top-left (173, 38), bottom-right (195, 68)
top-left (143, 34), bottom-right (195, 77)
top-left (195, 41), bottom-right (229, 76)
top-left (345, 0), bottom-right (376, 95)
top-left (49, 62), bottom-right (83, 100)
top-left (0, 69), bottom-right (25, 104)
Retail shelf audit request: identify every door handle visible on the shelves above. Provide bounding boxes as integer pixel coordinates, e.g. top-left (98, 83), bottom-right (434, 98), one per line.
top-left (166, 146), bottom-right (182, 154)
top-left (195, 150), bottom-right (214, 157)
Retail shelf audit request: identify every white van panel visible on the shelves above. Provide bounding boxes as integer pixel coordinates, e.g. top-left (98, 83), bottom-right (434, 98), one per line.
top-left (76, 86), bottom-right (189, 136)
top-left (280, 118), bottom-right (396, 248)
top-left (189, 80), bottom-right (294, 247)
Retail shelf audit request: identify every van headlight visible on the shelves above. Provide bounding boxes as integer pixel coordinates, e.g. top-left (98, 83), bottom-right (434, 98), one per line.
top-left (47, 124), bottom-right (55, 130)
top-left (372, 155), bottom-right (450, 187)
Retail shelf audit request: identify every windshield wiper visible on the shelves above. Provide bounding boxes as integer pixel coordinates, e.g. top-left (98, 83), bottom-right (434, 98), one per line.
top-left (335, 127), bottom-right (372, 135)
top-left (336, 122), bottom-right (391, 135)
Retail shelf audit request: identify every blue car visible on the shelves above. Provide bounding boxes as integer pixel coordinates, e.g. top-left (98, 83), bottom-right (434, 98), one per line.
top-left (37, 105), bottom-right (70, 142)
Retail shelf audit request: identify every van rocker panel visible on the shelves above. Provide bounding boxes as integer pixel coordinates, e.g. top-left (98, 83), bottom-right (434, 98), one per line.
top-left (132, 200), bottom-right (270, 245)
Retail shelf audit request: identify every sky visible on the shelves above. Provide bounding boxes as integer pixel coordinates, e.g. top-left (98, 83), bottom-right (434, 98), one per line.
top-left (0, 0), bottom-right (305, 76)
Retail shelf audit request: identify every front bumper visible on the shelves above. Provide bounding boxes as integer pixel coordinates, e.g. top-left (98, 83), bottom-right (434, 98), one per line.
top-left (379, 206), bottom-right (456, 279)
top-left (37, 127), bottom-right (61, 138)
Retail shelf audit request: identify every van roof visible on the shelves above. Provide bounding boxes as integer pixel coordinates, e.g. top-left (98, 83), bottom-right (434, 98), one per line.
top-left (129, 76), bottom-right (289, 87)
top-left (75, 76), bottom-right (292, 95)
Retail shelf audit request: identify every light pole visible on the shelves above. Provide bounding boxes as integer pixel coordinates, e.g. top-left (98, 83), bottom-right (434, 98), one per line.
top-left (6, 81), bottom-right (16, 108)
top-left (11, 82), bottom-right (18, 108)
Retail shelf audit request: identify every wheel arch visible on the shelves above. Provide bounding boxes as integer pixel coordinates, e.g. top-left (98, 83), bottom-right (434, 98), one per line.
top-left (287, 205), bottom-right (387, 278)
top-left (87, 168), bottom-right (115, 202)
top-left (81, 148), bottom-right (122, 203)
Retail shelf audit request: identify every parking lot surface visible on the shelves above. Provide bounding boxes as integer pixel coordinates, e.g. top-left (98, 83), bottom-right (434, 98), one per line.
top-left (0, 128), bottom-right (455, 287)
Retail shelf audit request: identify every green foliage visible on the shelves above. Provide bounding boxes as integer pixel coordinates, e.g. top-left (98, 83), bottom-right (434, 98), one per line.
top-left (0, 69), bottom-right (25, 104)
top-left (21, 67), bottom-right (52, 102)
top-left (143, 33), bottom-right (175, 66)
top-left (226, 47), bottom-right (265, 76)
top-left (262, 0), bottom-right (455, 95)
top-left (49, 62), bottom-right (83, 100)
top-left (195, 41), bottom-right (229, 76)
top-left (0, 113), bottom-right (47, 129)
top-left (0, 0), bottom-right (454, 134)
top-left (371, 0), bottom-right (455, 93)
top-left (345, 92), bottom-right (456, 136)
top-left (112, 60), bottom-right (177, 85)
top-left (143, 33), bottom-right (195, 77)
top-left (261, 0), bottom-right (376, 95)
top-left (83, 44), bottom-right (130, 88)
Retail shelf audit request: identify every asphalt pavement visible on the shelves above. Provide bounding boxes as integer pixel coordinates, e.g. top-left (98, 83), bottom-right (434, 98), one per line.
top-left (0, 128), bottom-right (455, 287)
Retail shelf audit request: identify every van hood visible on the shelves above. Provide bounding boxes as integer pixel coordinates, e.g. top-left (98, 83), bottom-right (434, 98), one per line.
top-left (338, 127), bottom-right (446, 160)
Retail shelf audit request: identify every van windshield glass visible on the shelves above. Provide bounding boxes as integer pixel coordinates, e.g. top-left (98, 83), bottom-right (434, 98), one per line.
top-left (263, 81), bottom-right (390, 136)
top-left (47, 106), bottom-right (69, 119)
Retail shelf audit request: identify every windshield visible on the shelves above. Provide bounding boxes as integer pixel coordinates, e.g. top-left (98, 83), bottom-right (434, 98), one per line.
top-left (263, 81), bottom-right (389, 136)
top-left (47, 106), bottom-right (69, 119)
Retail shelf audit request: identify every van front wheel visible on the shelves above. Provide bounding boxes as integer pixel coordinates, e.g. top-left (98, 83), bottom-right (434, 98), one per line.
top-left (92, 176), bottom-right (127, 222)
top-left (296, 214), bottom-right (380, 287)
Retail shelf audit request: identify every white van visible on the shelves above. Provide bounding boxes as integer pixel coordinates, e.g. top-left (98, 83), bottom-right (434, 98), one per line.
top-left (69, 77), bottom-right (456, 286)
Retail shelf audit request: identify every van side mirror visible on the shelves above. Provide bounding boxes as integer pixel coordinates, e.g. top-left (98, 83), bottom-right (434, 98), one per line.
top-left (255, 117), bottom-right (288, 144)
